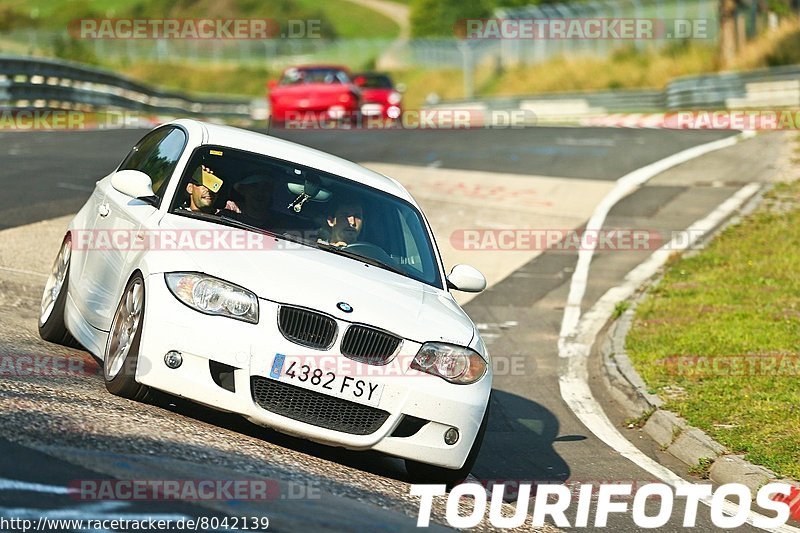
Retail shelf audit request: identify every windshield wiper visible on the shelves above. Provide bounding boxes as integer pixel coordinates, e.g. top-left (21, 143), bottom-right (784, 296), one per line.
top-left (316, 242), bottom-right (406, 277)
top-left (176, 211), bottom-right (307, 247)
top-left (218, 215), bottom-right (317, 249)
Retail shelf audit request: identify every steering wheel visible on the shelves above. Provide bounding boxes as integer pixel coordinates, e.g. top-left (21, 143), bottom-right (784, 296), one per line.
top-left (343, 242), bottom-right (395, 265)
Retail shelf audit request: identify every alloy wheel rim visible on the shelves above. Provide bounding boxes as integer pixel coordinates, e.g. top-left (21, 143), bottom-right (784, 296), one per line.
top-left (40, 238), bottom-right (71, 325)
top-left (105, 280), bottom-right (143, 380)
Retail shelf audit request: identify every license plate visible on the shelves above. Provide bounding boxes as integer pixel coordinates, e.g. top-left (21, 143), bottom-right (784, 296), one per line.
top-left (268, 353), bottom-right (384, 407)
top-left (361, 104), bottom-right (383, 116)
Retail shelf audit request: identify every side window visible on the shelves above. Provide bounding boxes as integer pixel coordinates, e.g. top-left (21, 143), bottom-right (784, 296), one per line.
top-left (119, 127), bottom-right (186, 199)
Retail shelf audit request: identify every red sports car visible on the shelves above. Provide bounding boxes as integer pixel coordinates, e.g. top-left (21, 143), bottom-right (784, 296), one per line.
top-left (267, 65), bottom-right (361, 124)
top-left (352, 72), bottom-right (403, 121)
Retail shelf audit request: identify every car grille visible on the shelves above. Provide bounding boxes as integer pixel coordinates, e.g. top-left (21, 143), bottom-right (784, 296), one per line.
top-left (251, 377), bottom-right (390, 435)
top-left (278, 306), bottom-right (337, 350)
top-left (341, 325), bottom-right (402, 365)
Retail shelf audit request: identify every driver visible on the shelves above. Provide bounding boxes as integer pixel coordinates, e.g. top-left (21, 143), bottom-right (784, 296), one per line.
top-left (318, 201), bottom-right (364, 247)
top-left (179, 165), bottom-right (223, 213)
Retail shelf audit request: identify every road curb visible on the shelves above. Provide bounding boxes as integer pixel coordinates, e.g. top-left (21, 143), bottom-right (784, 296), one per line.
top-left (597, 210), bottom-right (796, 494)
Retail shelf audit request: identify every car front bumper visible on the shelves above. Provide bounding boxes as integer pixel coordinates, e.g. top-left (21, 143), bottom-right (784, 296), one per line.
top-left (136, 274), bottom-right (491, 469)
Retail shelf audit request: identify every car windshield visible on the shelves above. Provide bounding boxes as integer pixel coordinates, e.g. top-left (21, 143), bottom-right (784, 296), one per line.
top-left (280, 67), bottom-right (350, 85)
top-left (170, 145), bottom-right (443, 288)
top-left (355, 74), bottom-right (393, 89)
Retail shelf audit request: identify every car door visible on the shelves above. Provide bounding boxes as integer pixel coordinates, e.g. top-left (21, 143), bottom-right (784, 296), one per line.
top-left (77, 126), bottom-right (187, 331)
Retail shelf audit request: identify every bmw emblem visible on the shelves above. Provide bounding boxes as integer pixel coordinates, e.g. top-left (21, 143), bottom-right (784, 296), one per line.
top-left (337, 302), bottom-right (353, 313)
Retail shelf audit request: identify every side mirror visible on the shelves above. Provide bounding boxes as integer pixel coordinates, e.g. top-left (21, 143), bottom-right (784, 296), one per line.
top-left (447, 264), bottom-right (486, 293)
top-left (353, 76), bottom-right (366, 87)
top-left (111, 170), bottom-right (156, 203)
top-left (395, 82), bottom-right (407, 93)
top-left (267, 80), bottom-right (278, 90)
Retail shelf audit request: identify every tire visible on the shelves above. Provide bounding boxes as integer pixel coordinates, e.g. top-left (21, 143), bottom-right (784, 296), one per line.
top-left (405, 395), bottom-right (491, 489)
top-left (103, 273), bottom-right (151, 401)
top-left (38, 235), bottom-right (79, 347)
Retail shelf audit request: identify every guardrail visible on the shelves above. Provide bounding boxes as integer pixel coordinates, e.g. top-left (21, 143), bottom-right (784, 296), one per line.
top-left (0, 55), bottom-right (253, 119)
top-left (666, 64), bottom-right (800, 109)
top-left (426, 64), bottom-right (800, 123)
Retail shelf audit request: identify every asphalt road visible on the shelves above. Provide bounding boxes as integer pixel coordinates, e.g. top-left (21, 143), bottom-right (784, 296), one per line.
top-left (0, 127), bottom-right (735, 230)
top-left (0, 126), bottom-right (790, 531)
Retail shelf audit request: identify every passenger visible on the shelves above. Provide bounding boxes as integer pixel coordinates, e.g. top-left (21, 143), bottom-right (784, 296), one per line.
top-left (220, 174), bottom-right (275, 228)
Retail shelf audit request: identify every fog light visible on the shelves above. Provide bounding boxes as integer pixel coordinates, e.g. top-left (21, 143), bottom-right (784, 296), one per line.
top-left (444, 427), bottom-right (459, 445)
top-left (164, 351), bottom-right (183, 369)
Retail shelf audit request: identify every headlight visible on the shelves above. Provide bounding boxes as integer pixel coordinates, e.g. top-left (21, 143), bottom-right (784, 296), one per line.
top-left (387, 91), bottom-right (402, 105)
top-left (165, 273), bottom-right (259, 324)
top-left (410, 342), bottom-right (487, 385)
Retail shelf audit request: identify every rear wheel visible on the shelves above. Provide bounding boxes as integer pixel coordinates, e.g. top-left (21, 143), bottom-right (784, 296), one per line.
top-left (405, 395), bottom-right (491, 489)
top-left (39, 235), bottom-right (78, 347)
top-left (104, 273), bottom-right (151, 401)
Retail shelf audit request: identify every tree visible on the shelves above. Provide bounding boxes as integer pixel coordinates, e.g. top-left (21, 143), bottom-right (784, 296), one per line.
top-left (718, 0), bottom-right (739, 68)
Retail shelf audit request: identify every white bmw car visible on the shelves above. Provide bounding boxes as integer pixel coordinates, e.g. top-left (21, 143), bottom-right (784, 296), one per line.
top-left (38, 119), bottom-right (491, 484)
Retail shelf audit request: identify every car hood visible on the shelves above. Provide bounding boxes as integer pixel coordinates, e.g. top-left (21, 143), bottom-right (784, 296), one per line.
top-left (157, 215), bottom-right (474, 346)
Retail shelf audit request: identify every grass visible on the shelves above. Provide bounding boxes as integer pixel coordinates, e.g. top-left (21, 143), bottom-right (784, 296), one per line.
top-left (293, 0), bottom-right (399, 39)
top-left (626, 176), bottom-right (800, 480)
top-left (482, 43), bottom-right (717, 95)
top-left (687, 457), bottom-right (714, 479)
top-left (476, 18), bottom-right (800, 98)
top-left (1, 0), bottom-right (399, 39)
top-left (120, 62), bottom-right (277, 97)
top-left (4, 3), bottom-right (800, 113)
top-left (612, 300), bottom-right (631, 320)
top-left (398, 18), bottom-right (800, 108)
top-left (4, 4), bottom-right (800, 106)
top-left (91, 15), bottom-right (800, 106)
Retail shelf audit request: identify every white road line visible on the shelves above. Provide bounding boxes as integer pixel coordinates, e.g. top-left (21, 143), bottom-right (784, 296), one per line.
top-left (557, 137), bottom-right (800, 530)
top-left (0, 477), bottom-right (192, 532)
top-left (558, 130), bottom-right (755, 356)
top-left (0, 478), bottom-right (75, 495)
top-left (0, 502), bottom-right (190, 522)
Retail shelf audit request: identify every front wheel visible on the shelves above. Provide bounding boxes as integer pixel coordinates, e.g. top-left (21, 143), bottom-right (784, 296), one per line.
top-left (39, 235), bottom-right (78, 347)
top-left (405, 395), bottom-right (491, 488)
top-left (104, 273), bottom-right (151, 401)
